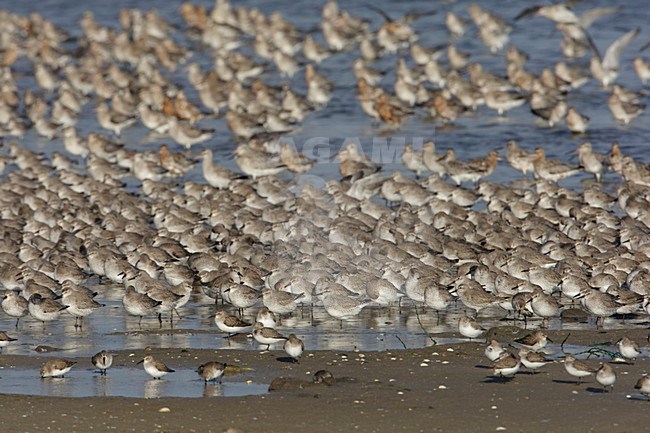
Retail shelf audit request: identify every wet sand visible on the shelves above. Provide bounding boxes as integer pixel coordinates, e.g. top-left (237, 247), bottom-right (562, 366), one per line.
top-left (1, 328), bottom-right (648, 433)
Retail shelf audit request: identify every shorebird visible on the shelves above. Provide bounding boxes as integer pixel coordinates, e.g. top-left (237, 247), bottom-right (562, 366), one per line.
top-left (284, 333), bottom-right (304, 363)
top-left (422, 141), bottom-right (446, 176)
top-left (158, 144), bottom-right (195, 176)
top-left (28, 294), bottom-right (68, 324)
top-left (122, 287), bottom-right (162, 326)
top-left (366, 5), bottom-right (430, 53)
top-left (353, 59), bottom-right (383, 86)
top-left (168, 117), bottom-right (214, 149)
top-left (590, 28), bottom-right (640, 87)
top-left (96, 102), bottom-right (136, 136)
top-left (200, 148), bottom-right (243, 189)
top-left (147, 286), bottom-right (185, 325)
top-left (319, 291), bottom-right (371, 322)
top-left (261, 288), bottom-right (304, 315)
top-left (61, 286), bottom-right (105, 328)
top-left (492, 351), bottom-right (521, 378)
top-left (197, 361), bottom-right (227, 383)
top-left (402, 144), bottom-right (428, 177)
top-left (306, 63), bottom-right (333, 106)
top-left (575, 288), bottom-right (617, 328)
top-left (423, 285), bottom-right (454, 314)
top-left (528, 290), bottom-right (560, 327)
top-left (0, 331), bottom-right (17, 352)
top-left (448, 45), bottom-right (470, 70)
top-left (138, 355), bottom-right (175, 379)
top-left (485, 339), bottom-right (506, 362)
top-left (337, 142), bottom-right (380, 177)
top-left (446, 11), bottom-right (467, 38)
top-left (596, 363), bottom-right (616, 391)
top-left (458, 315), bottom-right (485, 340)
top-left (213, 310), bottom-right (252, 338)
top-left (533, 147), bottom-right (580, 181)
top-left (303, 34), bottom-right (331, 63)
top-left (555, 62), bottom-right (590, 89)
top-left (616, 336), bottom-right (641, 362)
top-left (634, 375), bottom-right (650, 400)
top-left (531, 99), bottom-right (567, 128)
top-left (375, 93), bottom-right (413, 126)
top-left (505, 140), bottom-right (536, 175)
top-left (92, 350), bottom-right (114, 375)
top-left (234, 144), bottom-right (286, 178)
top-left (253, 322), bottom-right (287, 350)
top-left (514, 330), bottom-right (551, 351)
top-left (577, 141), bottom-right (606, 182)
top-left (608, 93), bottom-right (645, 125)
top-left (366, 279), bottom-right (404, 307)
top-left (443, 150), bottom-right (500, 185)
top-left (223, 283), bottom-right (259, 314)
top-left (454, 282), bottom-right (503, 314)
top-left (634, 57), bottom-right (650, 84)
top-left (313, 369), bottom-right (335, 385)
top-left (40, 359), bottom-right (77, 378)
top-left (280, 143), bottom-right (315, 174)
top-left (256, 307), bottom-right (277, 329)
top-left (565, 107), bottom-right (589, 134)
top-left (518, 348), bottom-right (553, 373)
top-left (563, 354), bottom-right (596, 384)
top-left (1, 291), bottom-right (28, 327)
top-left (484, 90), bottom-right (526, 115)
top-left (515, 4), bottom-right (618, 59)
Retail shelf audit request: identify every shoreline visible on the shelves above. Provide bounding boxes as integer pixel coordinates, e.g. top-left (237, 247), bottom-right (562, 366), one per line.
top-left (1, 328), bottom-right (648, 433)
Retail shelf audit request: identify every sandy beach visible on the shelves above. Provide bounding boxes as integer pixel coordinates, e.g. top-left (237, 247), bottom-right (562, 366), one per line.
top-left (1, 328), bottom-right (648, 433)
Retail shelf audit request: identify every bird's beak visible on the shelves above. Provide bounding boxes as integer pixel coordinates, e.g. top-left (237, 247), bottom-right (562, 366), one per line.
top-left (547, 337), bottom-right (553, 343)
top-left (137, 359), bottom-right (144, 365)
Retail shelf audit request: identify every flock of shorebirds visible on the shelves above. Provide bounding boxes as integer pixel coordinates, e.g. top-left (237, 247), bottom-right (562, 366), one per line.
top-left (0, 0), bottom-right (649, 398)
top-left (471, 326), bottom-right (650, 397)
top-left (37, 352), bottom-right (231, 384)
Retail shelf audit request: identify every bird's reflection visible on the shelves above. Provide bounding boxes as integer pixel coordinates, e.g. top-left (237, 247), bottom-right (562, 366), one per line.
top-left (93, 374), bottom-right (111, 397)
top-left (203, 382), bottom-right (224, 398)
top-left (144, 379), bottom-right (167, 399)
top-left (40, 377), bottom-right (73, 397)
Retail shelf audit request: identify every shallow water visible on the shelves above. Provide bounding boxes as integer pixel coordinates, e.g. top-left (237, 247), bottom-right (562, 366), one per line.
top-left (0, 0), bottom-right (649, 396)
top-left (0, 366), bottom-right (267, 398)
top-left (2, 294), bottom-right (650, 357)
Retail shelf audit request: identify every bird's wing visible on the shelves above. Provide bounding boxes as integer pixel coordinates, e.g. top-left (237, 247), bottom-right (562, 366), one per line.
top-left (514, 6), bottom-right (541, 21)
top-left (603, 28), bottom-right (640, 70)
top-left (578, 6), bottom-right (620, 29)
